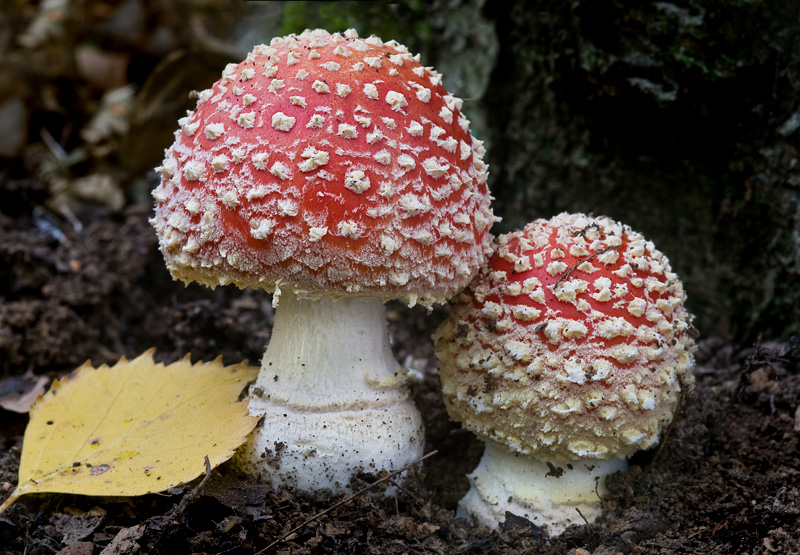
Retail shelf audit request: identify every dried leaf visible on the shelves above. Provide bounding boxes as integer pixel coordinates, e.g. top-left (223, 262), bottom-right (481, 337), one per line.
top-left (0, 374), bottom-right (49, 413)
top-left (99, 524), bottom-right (145, 555)
top-left (52, 506), bottom-right (107, 544)
top-left (0, 350), bottom-right (258, 514)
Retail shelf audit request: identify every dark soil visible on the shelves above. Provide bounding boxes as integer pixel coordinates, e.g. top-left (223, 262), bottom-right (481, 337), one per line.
top-left (1, 199), bottom-right (799, 554)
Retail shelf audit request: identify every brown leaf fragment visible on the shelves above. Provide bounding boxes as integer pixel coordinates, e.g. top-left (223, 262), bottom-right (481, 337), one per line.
top-left (52, 506), bottom-right (107, 544)
top-left (793, 404), bottom-right (800, 432)
top-left (417, 522), bottom-right (441, 538)
top-left (0, 374), bottom-right (49, 413)
top-left (98, 524), bottom-right (144, 555)
top-left (56, 542), bottom-right (94, 555)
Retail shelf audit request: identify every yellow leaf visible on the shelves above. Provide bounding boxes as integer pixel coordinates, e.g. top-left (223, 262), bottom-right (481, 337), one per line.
top-left (0, 350), bottom-right (259, 514)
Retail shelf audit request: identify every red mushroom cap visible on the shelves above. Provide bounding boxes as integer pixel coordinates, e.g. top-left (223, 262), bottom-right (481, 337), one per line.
top-left (151, 29), bottom-right (495, 306)
top-left (435, 213), bottom-right (696, 460)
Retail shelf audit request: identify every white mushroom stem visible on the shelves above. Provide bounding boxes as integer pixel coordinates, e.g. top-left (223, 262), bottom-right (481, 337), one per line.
top-left (237, 292), bottom-right (424, 494)
top-left (459, 441), bottom-right (627, 535)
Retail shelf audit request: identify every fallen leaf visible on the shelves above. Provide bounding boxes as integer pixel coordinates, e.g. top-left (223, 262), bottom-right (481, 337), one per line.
top-left (0, 350), bottom-right (258, 514)
top-left (52, 506), bottom-right (107, 544)
top-left (203, 473), bottom-right (272, 518)
top-left (99, 524), bottom-right (144, 555)
top-left (0, 373), bottom-right (49, 413)
top-left (57, 542), bottom-right (94, 555)
top-left (794, 404), bottom-right (800, 432)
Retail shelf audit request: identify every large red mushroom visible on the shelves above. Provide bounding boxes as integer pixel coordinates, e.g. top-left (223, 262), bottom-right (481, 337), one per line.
top-left (434, 212), bottom-right (696, 533)
top-left (150, 29), bottom-right (496, 493)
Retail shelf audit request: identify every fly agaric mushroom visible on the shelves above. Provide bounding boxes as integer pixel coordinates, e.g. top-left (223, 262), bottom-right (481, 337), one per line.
top-left (150, 29), bottom-right (495, 494)
top-left (434, 212), bottom-right (695, 534)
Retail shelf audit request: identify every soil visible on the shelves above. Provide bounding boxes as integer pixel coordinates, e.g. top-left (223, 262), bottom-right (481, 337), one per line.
top-left (1, 197), bottom-right (799, 554)
top-left (1, 2), bottom-right (800, 554)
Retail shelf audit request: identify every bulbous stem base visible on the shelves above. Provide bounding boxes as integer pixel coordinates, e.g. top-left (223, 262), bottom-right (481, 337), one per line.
top-left (236, 293), bottom-right (424, 494)
top-left (458, 441), bottom-right (627, 535)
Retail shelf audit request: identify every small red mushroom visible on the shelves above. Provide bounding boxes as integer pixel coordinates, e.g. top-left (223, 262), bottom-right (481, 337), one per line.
top-left (150, 29), bottom-right (496, 494)
top-left (434, 212), bottom-right (696, 533)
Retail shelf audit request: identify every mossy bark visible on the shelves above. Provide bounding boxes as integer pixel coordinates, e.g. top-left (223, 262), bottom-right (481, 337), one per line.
top-left (477, 1), bottom-right (800, 341)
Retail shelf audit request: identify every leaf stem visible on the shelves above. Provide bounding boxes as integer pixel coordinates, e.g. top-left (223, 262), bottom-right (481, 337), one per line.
top-left (0, 489), bottom-right (21, 517)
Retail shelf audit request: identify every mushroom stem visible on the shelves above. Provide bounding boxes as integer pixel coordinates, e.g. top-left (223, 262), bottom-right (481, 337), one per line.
top-left (237, 292), bottom-right (424, 493)
top-left (459, 441), bottom-right (627, 535)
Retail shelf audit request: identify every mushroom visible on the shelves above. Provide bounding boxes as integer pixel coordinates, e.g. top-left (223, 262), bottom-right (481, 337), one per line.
top-left (150, 29), bottom-right (496, 494)
top-left (434, 212), bottom-right (696, 534)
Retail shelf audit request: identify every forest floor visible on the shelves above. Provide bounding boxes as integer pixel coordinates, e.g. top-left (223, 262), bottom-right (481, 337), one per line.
top-left (0, 197), bottom-right (799, 554)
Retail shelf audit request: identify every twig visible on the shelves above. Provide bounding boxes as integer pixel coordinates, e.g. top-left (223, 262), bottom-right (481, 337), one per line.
top-left (651, 390), bottom-right (684, 465)
top-left (553, 245), bottom-right (620, 290)
top-left (705, 336), bottom-right (799, 455)
top-left (258, 450), bottom-right (437, 553)
top-left (388, 478), bottom-right (423, 505)
top-left (169, 455), bottom-right (212, 521)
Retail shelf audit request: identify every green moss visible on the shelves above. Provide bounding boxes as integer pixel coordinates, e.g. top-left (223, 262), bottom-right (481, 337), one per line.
top-left (276, 1), bottom-right (432, 51)
top-left (271, 0), bottom-right (496, 100)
